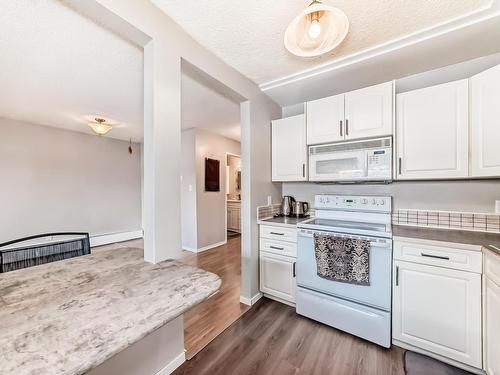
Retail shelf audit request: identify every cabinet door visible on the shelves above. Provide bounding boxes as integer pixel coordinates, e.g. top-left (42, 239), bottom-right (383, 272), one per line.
top-left (344, 81), bottom-right (393, 140)
top-left (272, 114), bottom-right (308, 182)
top-left (471, 64), bottom-right (500, 177)
top-left (396, 80), bottom-right (469, 179)
top-left (393, 260), bottom-right (481, 368)
top-left (306, 94), bottom-right (345, 145)
top-left (260, 252), bottom-right (296, 303)
top-left (484, 277), bottom-right (500, 375)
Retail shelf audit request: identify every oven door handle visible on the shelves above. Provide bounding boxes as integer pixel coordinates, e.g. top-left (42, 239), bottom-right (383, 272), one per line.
top-left (298, 230), bottom-right (392, 248)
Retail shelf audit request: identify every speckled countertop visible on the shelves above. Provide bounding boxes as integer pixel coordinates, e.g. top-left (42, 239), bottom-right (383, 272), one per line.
top-left (393, 225), bottom-right (500, 256)
top-left (258, 215), bottom-right (312, 228)
top-left (0, 247), bottom-right (221, 375)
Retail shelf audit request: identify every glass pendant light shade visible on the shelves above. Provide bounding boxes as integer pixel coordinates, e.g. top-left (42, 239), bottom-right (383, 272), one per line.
top-left (284, 1), bottom-right (349, 57)
top-left (88, 118), bottom-right (113, 135)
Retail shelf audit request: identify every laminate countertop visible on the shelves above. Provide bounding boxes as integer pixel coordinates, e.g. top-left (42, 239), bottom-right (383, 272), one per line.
top-left (0, 247), bottom-right (221, 375)
top-left (257, 215), bottom-right (312, 228)
top-left (393, 225), bottom-right (500, 256)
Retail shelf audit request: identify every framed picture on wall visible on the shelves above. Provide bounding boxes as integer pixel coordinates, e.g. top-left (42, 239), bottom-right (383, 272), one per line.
top-left (205, 158), bottom-right (220, 192)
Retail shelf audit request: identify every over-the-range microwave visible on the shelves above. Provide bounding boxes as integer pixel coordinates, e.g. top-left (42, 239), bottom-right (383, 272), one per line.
top-left (308, 137), bottom-right (392, 182)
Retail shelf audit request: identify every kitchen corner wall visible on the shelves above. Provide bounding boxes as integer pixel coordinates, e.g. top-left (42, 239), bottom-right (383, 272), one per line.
top-left (0, 117), bottom-right (142, 243)
top-left (283, 180), bottom-right (500, 213)
top-left (181, 128), bottom-right (241, 251)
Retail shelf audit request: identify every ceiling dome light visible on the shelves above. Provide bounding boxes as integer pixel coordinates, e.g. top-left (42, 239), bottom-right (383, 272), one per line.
top-left (285, 0), bottom-right (349, 57)
top-left (88, 117), bottom-right (112, 136)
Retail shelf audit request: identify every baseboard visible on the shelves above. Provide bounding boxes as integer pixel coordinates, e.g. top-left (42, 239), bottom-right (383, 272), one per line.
top-left (155, 351), bottom-right (185, 375)
top-left (181, 246), bottom-right (197, 253)
top-left (263, 293), bottom-right (296, 308)
top-left (240, 292), bottom-right (263, 306)
top-left (393, 340), bottom-right (484, 375)
top-left (90, 230), bottom-right (143, 247)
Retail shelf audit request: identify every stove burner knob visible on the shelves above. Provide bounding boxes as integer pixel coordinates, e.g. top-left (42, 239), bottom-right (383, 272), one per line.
top-left (361, 198), bottom-right (368, 204)
top-left (371, 199), bottom-right (377, 205)
top-left (379, 199), bottom-right (385, 205)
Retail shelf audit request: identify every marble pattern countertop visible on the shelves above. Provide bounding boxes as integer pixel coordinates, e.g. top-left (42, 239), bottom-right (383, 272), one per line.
top-left (257, 215), bottom-right (312, 228)
top-left (393, 225), bottom-right (500, 256)
top-left (0, 247), bottom-right (221, 375)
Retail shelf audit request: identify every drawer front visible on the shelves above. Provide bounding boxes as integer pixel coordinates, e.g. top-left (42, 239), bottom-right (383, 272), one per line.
top-left (260, 225), bottom-right (297, 243)
top-left (260, 238), bottom-right (297, 257)
top-left (484, 249), bottom-right (500, 286)
top-left (394, 240), bottom-right (482, 273)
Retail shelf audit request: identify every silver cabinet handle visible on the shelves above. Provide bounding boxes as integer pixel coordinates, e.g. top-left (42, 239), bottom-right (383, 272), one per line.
top-left (395, 266), bottom-right (399, 286)
top-left (302, 164), bottom-right (305, 178)
top-left (421, 253), bottom-right (450, 260)
top-left (270, 232), bottom-right (284, 236)
top-left (270, 246), bottom-right (284, 250)
top-left (339, 120), bottom-right (343, 137)
top-left (293, 262), bottom-right (296, 277)
top-left (346, 119), bottom-right (349, 136)
top-left (398, 157), bottom-right (402, 175)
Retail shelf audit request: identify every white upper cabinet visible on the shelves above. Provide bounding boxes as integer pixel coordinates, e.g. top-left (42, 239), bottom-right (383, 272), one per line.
top-left (344, 81), bottom-right (393, 140)
top-left (306, 82), bottom-right (394, 145)
top-left (272, 114), bottom-right (308, 182)
top-left (470, 63), bottom-right (500, 177)
top-left (306, 94), bottom-right (344, 145)
top-left (396, 79), bottom-right (469, 180)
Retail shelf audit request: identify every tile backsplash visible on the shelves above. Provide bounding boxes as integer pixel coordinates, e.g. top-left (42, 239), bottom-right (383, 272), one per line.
top-left (392, 209), bottom-right (500, 233)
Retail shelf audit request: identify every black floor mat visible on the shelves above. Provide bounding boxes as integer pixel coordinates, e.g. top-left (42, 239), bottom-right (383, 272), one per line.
top-left (404, 351), bottom-right (473, 375)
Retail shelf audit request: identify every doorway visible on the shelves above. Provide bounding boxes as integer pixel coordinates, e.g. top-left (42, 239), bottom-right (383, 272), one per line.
top-left (179, 61), bottom-right (249, 359)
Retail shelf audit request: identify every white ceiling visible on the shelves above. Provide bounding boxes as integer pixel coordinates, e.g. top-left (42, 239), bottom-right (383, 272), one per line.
top-left (0, 0), bottom-right (240, 143)
top-left (0, 0), bottom-right (144, 142)
top-left (151, 0), bottom-right (490, 85)
top-left (181, 68), bottom-right (241, 141)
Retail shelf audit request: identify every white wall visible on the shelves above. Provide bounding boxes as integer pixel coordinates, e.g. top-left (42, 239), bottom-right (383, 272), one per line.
top-left (69, 0), bottom-right (282, 301)
top-left (0, 118), bottom-right (142, 243)
top-left (181, 128), bottom-right (241, 251)
top-left (283, 180), bottom-right (500, 213)
top-left (195, 129), bottom-right (240, 249)
top-left (180, 129), bottom-right (197, 250)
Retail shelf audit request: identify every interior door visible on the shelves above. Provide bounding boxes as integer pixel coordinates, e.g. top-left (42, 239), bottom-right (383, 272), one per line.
top-left (306, 94), bottom-right (345, 145)
top-left (470, 63), bottom-right (500, 177)
top-left (396, 79), bottom-right (469, 179)
top-left (272, 114), bottom-right (308, 182)
top-left (393, 260), bottom-right (482, 368)
top-left (344, 81), bottom-right (393, 140)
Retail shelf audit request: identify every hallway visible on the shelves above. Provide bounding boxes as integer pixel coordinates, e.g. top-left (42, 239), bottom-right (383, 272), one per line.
top-left (180, 235), bottom-right (248, 359)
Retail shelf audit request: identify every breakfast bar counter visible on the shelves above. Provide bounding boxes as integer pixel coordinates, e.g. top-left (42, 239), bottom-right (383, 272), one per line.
top-left (0, 247), bottom-right (221, 375)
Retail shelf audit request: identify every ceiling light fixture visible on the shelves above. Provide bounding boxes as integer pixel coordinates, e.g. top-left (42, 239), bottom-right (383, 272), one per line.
top-left (88, 117), bottom-right (112, 136)
top-left (284, 0), bottom-right (349, 58)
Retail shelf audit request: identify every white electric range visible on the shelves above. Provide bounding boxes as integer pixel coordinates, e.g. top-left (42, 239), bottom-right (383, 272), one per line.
top-left (296, 195), bottom-right (393, 348)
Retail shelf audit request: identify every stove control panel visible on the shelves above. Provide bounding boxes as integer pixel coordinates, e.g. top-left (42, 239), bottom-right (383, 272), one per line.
top-left (315, 195), bottom-right (392, 212)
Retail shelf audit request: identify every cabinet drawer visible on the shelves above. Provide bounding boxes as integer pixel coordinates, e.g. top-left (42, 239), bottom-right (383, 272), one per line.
top-left (484, 248), bottom-right (500, 286)
top-left (260, 238), bottom-right (297, 257)
top-left (260, 225), bottom-right (297, 243)
top-left (394, 240), bottom-right (482, 273)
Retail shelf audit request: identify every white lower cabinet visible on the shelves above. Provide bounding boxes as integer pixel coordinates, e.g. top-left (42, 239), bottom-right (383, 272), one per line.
top-left (259, 224), bottom-right (297, 304)
top-left (227, 202), bottom-right (241, 232)
top-left (393, 240), bottom-right (482, 369)
top-left (484, 250), bottom-right (500, 375)
top-left (259, 252), bottom-right (296, 303)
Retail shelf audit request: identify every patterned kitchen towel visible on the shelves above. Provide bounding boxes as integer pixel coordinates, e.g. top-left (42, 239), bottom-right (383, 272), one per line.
top-left (313, 233), bottom-right (370, 285)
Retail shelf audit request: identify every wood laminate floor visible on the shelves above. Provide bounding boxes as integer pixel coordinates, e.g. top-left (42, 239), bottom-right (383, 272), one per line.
top-left (180, 235), bottom-right (249, 359)
top-left (174, 298), bottom-right (406, 375)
